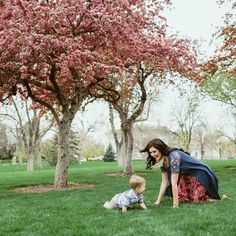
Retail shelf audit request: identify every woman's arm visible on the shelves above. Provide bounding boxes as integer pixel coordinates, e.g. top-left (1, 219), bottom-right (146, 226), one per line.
top-left (171, 173), bottom-right (179, 208)
top-left (154, 172), bottom-right (169, 205)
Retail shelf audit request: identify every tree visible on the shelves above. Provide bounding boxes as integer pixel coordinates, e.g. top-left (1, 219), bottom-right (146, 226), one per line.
top-left (0, 97), bottom-right (52, 170)
top-left (0, 0), bottom-right (174, 187)
top-left (92, 37), bottom-right (200, 174)
top-left (45, 129), bottom-right (81, 165)
top-left (0, 123), bottom-right (15, 160)
top-left (192, 119), bottom-right (209, 160)
top-left (108, 104), bottom-right (123, 165)
top-left (108, 81), bottom-right (160, 167)
top-left (103, 143), bottom-right (116, 162)
top-left (68, 129), bottom-right (81, 163)
top-left (102, 65), bottom-right (151, 174)
top-left (202, 73), bottom-right (236, 108)
top-left (73, 113), bottom-right (101, 163)
top-left (81, 141), bottom-right (104, 161)
top-left (224, 111), bottom-right (236, 147)
top-left (209, 130), bottom-right (229, 159)
top-left (202, 1), bottom-right (236, 108)
top-left (44, 135), bottom-right (58, 166)
top-left (169, 80), bottom-right (202, 152)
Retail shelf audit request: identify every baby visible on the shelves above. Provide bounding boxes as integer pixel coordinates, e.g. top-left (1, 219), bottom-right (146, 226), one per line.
top-left (103, 175), bottom-right (147, 212)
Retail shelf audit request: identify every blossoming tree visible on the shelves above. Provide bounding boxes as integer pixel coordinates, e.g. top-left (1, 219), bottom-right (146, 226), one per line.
top-left (0, 0), bottom-right (201, 185)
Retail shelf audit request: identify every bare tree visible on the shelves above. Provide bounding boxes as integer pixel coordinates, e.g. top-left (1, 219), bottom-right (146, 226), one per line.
top-left (169, 81), bottom-right (202, 152)
top-left (0, 97), bottom-right (53, 171)
top-left (192, 119), bottom-right (209, 159)
top-left (222, 110), bottom-right (236, 147)
top-left (73, 110), bottom-right (105, 163)
top-left (209, 130), bottom-right (228, 159)
top-left (0, 123), bottom-right (16, 160)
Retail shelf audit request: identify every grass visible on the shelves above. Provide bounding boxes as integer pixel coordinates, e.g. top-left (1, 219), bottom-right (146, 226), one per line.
top-left (0, 160), bottom-right (236, 236)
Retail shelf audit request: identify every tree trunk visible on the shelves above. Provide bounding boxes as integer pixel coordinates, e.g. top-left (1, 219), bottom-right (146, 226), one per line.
top-left (18, 141), bottom-right (23, 164)
top-left (219, 148), bottom-right (222, 159)
top-left (121, 126), bottom-right (134, 175)
top-left (54, 117), bottom-right (72, 188)
top-left (27, 151), bottom-right (34, 172)
top-left (24, 120), bottom-right (36, 172)
top-left (36, 141), bottom-right (43, 169)
top-left (116, 143), bottom-right (123, 166)
top-left (26, 133), bottom-right (35, 172)
top-left (200, 141), bottom-right (204, 160)
top-left (109, 104), bottom-right (123, 166)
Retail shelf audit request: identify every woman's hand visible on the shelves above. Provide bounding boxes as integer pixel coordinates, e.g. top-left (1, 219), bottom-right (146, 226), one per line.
top-left (154, 201), bottom-right (160, 205)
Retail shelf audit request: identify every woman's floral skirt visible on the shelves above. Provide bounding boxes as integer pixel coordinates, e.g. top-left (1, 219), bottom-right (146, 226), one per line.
top-left (178, 175), bottom-right (209, 203)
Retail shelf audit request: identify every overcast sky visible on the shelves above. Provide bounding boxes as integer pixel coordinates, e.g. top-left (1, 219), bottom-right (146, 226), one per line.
top-left (155, 0), bottom-right (232, 128)
top-left (165, 0), bottom-right (225, 37)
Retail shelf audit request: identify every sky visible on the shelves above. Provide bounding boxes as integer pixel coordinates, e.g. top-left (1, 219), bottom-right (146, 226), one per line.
top-left (165, 0), bottom-right (225, 40)
top-left (155, 0), bottom-right (231, 127)
top-left (73, 0), bottom-right (234, 144)
top-left (163, 0), bottom-right (232, 62)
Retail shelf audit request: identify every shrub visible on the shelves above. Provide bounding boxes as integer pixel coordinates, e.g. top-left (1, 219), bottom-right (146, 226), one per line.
top-left (103, 143), bottom-right (116, 162)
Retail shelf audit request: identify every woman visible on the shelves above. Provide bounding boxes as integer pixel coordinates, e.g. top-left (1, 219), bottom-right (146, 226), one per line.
top-left (141, 138), bottom-right (226, 208)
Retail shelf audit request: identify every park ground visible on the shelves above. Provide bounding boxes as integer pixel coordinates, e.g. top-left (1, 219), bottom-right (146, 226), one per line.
top-left (0, 160), bottom-right (236, 236)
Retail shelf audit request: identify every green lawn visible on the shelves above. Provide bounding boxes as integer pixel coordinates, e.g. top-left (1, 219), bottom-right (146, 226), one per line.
top-left (0, 160), bottom-right (235, 236)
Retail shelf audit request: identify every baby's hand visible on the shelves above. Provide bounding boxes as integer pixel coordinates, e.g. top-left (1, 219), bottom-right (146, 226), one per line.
top-left (140, 203), bottom-right (147, 209)
top-left (122, 206), bottom-right (127, 212)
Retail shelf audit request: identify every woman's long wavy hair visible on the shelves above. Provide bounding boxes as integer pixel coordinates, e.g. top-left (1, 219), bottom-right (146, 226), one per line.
top-left (141, 139), bottom-right (172, 169)
top-left (141, 138), bottom-right (189, 169)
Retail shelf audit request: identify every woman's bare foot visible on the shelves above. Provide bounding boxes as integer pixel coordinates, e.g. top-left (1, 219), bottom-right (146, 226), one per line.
top-left (222, 194), bottom-right (231, 200)
top-left (208, 198), bottom-right (218, 202)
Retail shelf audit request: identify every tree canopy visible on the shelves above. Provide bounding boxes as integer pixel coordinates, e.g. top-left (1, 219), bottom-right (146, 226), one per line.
top-left (202, 0), bottom-right (236, 107)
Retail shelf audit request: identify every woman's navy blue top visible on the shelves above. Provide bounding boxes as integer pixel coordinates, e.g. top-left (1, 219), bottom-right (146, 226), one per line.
top-left (161, 149), bottom-right (220, 200)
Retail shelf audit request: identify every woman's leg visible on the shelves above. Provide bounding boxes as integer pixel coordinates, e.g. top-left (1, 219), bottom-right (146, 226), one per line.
top-left (178, 175), bottom-right (209, 203)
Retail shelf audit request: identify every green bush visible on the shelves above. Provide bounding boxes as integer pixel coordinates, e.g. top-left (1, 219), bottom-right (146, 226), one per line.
top-left (103, 143), bottom-right (116, 162)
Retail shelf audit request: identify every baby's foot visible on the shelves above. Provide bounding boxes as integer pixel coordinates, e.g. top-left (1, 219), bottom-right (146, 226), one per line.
top-left (103, 201), bottom-right (110, 209)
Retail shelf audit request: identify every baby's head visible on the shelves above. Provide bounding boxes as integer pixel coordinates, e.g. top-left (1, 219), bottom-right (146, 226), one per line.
top-left (129, 175), bottom-right (146, 194)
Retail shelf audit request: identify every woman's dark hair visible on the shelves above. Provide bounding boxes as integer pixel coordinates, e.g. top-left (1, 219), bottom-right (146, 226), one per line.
top-left (141, 138), bottom-right (190, 169)
top-left (141, 139), bottom-right (172, 169)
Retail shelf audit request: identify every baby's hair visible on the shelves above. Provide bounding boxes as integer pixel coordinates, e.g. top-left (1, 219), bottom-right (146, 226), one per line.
top-left (129, 175), bottom-right (146, 190)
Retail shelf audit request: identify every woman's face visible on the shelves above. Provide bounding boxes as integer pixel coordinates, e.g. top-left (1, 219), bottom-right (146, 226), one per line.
top-left (149, 146), bottom-right (162, 161)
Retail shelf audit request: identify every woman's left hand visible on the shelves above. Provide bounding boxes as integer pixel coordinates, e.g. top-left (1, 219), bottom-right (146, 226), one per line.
top-left (154, 201), bottom-right (160, 205)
